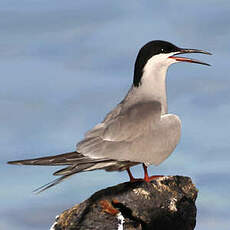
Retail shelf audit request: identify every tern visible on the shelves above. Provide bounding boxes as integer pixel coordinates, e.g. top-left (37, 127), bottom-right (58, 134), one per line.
top-left (8, 40), bottom-right (211, 192)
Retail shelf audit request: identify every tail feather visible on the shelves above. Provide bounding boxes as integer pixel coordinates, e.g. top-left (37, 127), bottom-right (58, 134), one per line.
top-left (33, 161), bottom-right (114, 193)
top-left (8, 151), bottom-right (138, 192)
top-left (33, 173), bottom-right (74, 194)
top-left (7, 152), bottom-right (86, 166)
top-left (53, 163), bottom-right (95, 176)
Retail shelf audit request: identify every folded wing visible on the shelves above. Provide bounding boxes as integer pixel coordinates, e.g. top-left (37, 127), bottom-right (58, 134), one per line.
top-left (77, 101), bottom-right (172, 164)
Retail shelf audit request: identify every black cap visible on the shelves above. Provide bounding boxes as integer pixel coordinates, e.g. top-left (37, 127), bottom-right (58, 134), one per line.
top-left (133, 41), bottom-right (180, 87)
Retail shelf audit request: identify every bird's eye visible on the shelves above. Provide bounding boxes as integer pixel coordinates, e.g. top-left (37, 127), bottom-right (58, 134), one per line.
top-left (161, 48), bottom-right (164, 52)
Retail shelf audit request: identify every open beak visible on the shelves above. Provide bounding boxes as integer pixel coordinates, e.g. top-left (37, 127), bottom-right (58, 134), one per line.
top-left (169, 48), bottom-right (212, 66)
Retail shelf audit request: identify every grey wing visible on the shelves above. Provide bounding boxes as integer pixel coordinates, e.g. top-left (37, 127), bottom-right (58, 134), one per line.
top-left (84, 103), bottom-right (123, 138)
top-left (102, 101), bottom-right (162, 141)
top-left (77, 101), bottom-right (180, 164)
top-left (130, 113), bottom-right (181, 165)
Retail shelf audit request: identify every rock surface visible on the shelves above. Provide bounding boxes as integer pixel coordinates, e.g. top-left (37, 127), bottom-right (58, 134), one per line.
top-left (51, 176), bottom-right (198, 230)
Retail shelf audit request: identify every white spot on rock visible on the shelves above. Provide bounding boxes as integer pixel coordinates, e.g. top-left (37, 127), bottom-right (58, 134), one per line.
top-left (169, 198), bottom-right (177, 212)
top-left (133, 188), bottom-right (151, 199)
top-left (49, 215), bottom-right (59, 230)
top-left (151, 176), bottom-right (171, 192)
top-left (117, 212), bottom-right (125, 230)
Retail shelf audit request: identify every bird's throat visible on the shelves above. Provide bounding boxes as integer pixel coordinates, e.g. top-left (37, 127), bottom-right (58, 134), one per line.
top-left (125, 68), bottom-right (168, 115)
top-left (142, 69), bottom-right (168, 114)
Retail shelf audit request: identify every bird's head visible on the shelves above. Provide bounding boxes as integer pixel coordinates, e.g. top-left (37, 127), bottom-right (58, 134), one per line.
top-left (133, 40), bottom-right (211, 87)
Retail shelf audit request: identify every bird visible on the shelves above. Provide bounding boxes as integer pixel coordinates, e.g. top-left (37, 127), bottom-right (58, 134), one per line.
top-left (8, 40), bottom-right (211, 193)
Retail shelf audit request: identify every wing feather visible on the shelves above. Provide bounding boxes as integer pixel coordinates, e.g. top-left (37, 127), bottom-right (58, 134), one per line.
top-left (102, 101), bottom-right (161, 141)
top-left (77, 101), bottom-right (163, 162)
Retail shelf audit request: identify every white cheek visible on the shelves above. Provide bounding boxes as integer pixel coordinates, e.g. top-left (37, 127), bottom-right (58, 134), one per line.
top-left (144, 52), bottom-right (178, 71)
top-left (143, 55), bottom-right (167, 74)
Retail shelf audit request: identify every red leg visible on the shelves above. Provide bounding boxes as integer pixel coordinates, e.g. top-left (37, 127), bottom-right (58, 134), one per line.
top-left (126, 168), bottom-right (135, 182)
top-left (142, 164), bottom-right (163, 182)
top-left (143, 163), bottom-right (149, 181)
top-left (127, 168), bottom-right (134, 181)
top-left (126, 168), bottom-right (143, 182)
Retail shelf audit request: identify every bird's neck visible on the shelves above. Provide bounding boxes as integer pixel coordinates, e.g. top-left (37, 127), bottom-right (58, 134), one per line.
top-left (126, 66), bottom-right (168, 114)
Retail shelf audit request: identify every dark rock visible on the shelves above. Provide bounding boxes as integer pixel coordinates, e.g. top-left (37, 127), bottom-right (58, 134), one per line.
top-left (50, 176), bottom-right (198, 230)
